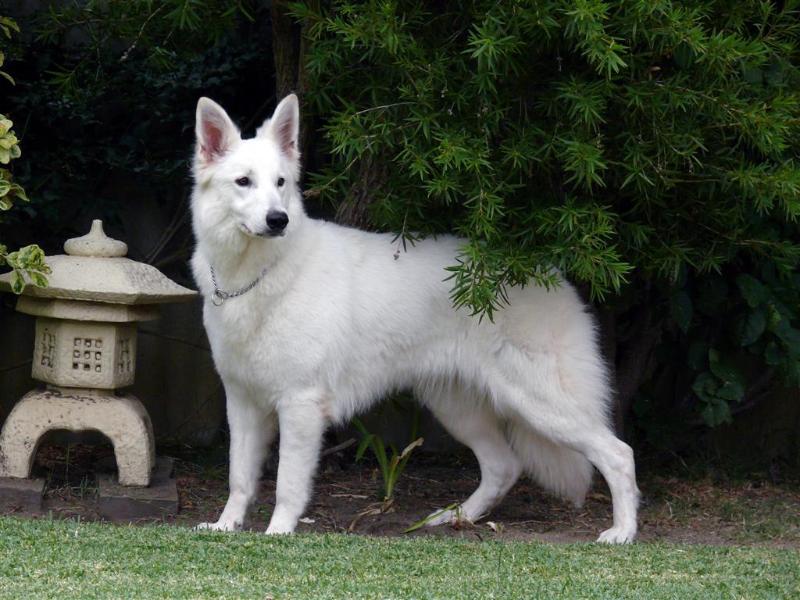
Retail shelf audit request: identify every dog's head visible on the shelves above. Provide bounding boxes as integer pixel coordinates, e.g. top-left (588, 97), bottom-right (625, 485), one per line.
top-left (192, 95), bottom-right (302, 244)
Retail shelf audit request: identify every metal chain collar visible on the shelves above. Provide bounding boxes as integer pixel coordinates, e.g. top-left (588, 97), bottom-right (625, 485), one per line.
top-left (209, 265), bottom-right (268, 306)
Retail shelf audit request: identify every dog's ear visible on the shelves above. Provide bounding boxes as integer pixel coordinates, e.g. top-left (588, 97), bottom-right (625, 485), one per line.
top-left (259, 94), bottom-right (300, 162)
top-left (195, 97), bottom-right (240, 164)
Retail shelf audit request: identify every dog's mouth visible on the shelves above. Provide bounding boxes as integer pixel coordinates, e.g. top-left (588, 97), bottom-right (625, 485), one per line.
top-left (238, 223), bottom-right (285, 238)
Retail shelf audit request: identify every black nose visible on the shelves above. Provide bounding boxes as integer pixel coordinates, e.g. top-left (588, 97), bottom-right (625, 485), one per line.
top-left (266, 210), bottom-right (289, 232)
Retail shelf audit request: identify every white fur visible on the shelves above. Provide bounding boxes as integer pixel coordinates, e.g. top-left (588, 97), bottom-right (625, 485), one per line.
top-left (190, 95), bottom-right (640, 543)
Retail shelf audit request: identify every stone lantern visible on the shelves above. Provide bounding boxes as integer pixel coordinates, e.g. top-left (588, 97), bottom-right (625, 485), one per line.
top-left (0, 220), bottom-right (196, 514)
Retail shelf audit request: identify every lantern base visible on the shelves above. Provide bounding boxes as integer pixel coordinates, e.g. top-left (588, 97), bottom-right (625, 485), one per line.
top-left (0, 387), bottom-right (155, 486)
top-left (98, 456), bottom-right (178, 522)
top-left (0, 476), bottom-right (45, 513)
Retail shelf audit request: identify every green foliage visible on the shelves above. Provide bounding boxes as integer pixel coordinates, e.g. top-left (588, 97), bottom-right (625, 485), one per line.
top-left (36, 0), bottom-right (256, 83)
top-left (0, 115), bottom-right (22, 168)
top-left (0, 114), bottom-right (26, 216)
top-left (0, 244), bottom-right (49, 294)
top-left (680, 266), bottom-right (800, 426)
top-left (0, 15), bottom-right (20, 85)
top-left (0, 15), bottom-right (48, 293)
top-left (353, 406), bottom-right (423, 503)
top-left (292, 0), bottom-right (800, 429)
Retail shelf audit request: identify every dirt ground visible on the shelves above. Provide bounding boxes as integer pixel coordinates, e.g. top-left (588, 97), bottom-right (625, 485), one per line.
top-left (18, 442), bottom-right (800, 547)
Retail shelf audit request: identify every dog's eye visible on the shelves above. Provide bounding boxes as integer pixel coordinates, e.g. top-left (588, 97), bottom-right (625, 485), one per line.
top-left (277, 177), bottom-right (285, 187)
top-left (235, 176), bottom-right (251, 187)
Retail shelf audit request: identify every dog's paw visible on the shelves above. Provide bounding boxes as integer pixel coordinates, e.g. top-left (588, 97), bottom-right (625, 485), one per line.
top-left (424, 506), bottom-right (471, 528)
top-left (194, 519), bottom-right (241, 532)
top-left (265, 523), bottom-right (295, 535)
top-left (596, 526), bottom-right (636, 544)
top-left (265, 516), bottom-right (296, 535)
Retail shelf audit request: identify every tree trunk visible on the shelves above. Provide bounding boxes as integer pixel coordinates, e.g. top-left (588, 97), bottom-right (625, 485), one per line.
top-left (270, 0), bottom-right (315, 169)
top-left (271, 0), bottom-right (302, 100)
top-left (611, 302), bottom-right (661, 439)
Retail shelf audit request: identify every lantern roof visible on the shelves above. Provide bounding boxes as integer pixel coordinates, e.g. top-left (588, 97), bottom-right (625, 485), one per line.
top-left (0, 220), bottom-right (197, 305)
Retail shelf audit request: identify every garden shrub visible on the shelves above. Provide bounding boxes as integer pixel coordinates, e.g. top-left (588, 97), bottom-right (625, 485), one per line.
top-left (289, 0), bottom-right (800, 433)
top-left (0, 15), bottom-right (48, 293)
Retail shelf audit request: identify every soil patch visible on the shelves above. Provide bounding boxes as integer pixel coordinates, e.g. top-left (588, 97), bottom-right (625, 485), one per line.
top-left (13, 443), bottom-right (800, 547)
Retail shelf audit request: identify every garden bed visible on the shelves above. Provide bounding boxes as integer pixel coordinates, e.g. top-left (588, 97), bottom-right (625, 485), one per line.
top-left (17, 442), bottom-right (800, 548)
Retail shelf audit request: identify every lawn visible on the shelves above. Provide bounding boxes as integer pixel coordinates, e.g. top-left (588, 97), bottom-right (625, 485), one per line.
top-left (0, 517), bottom-right (797, 599)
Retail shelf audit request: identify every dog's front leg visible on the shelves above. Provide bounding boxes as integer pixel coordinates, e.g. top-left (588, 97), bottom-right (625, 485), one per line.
top-left (265, 391), bottom-right (327, 535)
top-left (197, 387), bottom-right (276, 532)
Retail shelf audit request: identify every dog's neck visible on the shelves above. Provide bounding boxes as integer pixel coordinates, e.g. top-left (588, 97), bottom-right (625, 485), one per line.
top-left (198, 213), bottom-right (310, 293)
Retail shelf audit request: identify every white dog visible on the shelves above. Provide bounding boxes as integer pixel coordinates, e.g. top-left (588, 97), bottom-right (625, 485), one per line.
top-left (190, 94), bottom-right (640, 543)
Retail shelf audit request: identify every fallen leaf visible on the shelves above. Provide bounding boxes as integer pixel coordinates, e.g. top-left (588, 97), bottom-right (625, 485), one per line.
top-left (487, 521), bottom-right (504, 534)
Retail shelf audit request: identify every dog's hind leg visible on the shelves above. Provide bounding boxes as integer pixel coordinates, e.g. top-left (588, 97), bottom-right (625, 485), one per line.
top-left (197, 386), bottom-right (276, 532)
top-left (505, 422), bottom-right (594, 508)
top-left (486, 351), bottom-right (639, 543)
top-left (418, 381), bottom-right (522, 527)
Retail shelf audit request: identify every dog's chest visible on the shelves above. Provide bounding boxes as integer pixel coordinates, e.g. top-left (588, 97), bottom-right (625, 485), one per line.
top-left (203, 294), bottom-right (323, 390)
top-left (205, 298), bottom-right (278, 366)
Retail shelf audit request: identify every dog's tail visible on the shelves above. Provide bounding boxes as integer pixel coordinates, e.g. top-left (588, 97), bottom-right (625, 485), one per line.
top-left (505, 422), bottom-right (594, 507)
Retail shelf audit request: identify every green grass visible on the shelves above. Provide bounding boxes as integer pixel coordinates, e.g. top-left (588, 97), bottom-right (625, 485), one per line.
top-left (0, 517), bottom-right (797, 599)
